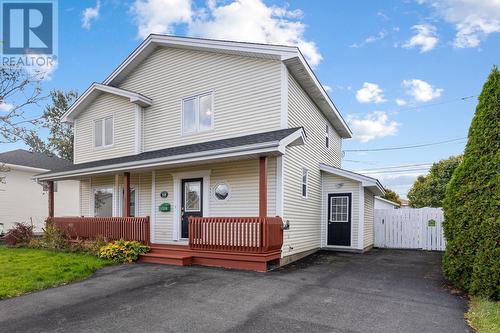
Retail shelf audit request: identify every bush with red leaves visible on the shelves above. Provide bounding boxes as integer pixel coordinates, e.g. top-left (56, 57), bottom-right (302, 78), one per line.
top-left (3, 223), bottom-right (34, 246)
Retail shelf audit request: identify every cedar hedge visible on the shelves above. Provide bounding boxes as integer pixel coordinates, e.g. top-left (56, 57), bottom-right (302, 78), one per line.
top-left (442, 66), bottom-right (500, 300)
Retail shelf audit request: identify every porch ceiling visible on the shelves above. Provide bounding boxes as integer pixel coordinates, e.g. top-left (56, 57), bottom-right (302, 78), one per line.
top-left (35, 128), bottom-right (305, 181)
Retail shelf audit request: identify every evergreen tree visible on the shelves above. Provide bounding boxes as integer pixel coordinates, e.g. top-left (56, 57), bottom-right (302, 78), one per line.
top-left (442, 66), bottom-right (500, 299)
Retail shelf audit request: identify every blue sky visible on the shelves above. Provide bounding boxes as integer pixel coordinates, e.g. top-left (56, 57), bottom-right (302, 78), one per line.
top-left (2, 0), bottom-right (499, 197)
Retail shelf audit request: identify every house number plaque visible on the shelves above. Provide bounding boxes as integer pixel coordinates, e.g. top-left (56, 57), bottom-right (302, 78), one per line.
top-left (160, 191), bottom-right (168, 198)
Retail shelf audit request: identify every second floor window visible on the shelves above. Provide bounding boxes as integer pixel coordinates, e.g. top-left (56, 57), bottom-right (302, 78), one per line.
top-left (302, 168), bottom-right (309, 198)
top-left (182, 92), bottom-right (214, 134)
top-left (325, 124), bottom-right (330, 149)
top-left (94, 116), bottom-right (113, 148)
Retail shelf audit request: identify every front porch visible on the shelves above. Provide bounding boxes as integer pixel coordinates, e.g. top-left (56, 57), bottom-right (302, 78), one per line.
top-left (50, 215), bottom-right (283, 272)
top-left (37, 128), bottom-right (306, 271)
top-left (46, 156), bottom-right (284, 271)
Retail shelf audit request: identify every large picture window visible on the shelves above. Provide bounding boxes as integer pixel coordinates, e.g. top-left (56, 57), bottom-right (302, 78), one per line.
top-left (182, 92), bottom-right (214, 134)
top-left (94, 188), bottom-right (113, 217)
top-left (94, 117), bottom-right (113, 148)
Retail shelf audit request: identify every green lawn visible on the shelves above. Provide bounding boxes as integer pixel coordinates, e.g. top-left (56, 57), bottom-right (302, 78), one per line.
top-left (466, 297), bottom-right (500, 333)
top-left (0, 246), bottom-right (112, 299)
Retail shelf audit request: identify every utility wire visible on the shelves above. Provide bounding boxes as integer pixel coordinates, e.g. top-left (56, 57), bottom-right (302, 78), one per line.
top-left (349, 95), bottom-right (477, 115)
top-left (360, 168), bottom-right (431, 174)
top-left (354, 162), bottom-right (434, 171)
top-left (343, 137), bottom-right (466, 153)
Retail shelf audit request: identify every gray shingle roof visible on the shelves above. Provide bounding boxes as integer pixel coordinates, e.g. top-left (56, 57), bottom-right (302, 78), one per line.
top-left (0, 149), bottom-right (73, 170)
top-left (37, 128), bottom-right (303, 176)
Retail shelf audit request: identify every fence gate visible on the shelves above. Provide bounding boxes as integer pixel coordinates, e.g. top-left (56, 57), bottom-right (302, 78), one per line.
top-left (374, 208), bottom-right (446, 251)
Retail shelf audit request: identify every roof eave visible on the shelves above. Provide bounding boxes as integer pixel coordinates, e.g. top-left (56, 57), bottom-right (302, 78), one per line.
top-left (62, 83), bottom-right (153, 123)
top-left (36, 128), bottom-right (306, 181)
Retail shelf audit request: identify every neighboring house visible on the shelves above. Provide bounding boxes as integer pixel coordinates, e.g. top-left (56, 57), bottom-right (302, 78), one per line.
top-left (36, 35), bottom-right (384, 270)
top-left (375, 196), bottom-right (400, 209)
top-left (400, 199), bottom-right (410, 208)
top-left (0, 150), bottom-right (79, 233)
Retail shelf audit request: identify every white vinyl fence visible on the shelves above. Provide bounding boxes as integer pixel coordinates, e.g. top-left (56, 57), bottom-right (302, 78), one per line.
top-left (374, 208), bottom-right (446, 251)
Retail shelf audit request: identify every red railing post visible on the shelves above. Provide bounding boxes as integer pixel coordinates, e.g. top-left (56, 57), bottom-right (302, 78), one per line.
top-left (187, 216), bottom-right (283, 254)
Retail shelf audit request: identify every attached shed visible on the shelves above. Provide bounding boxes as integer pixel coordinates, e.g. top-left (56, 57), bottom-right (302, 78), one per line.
top-left (320, 164), bottom-right (385, 252)
top-left (374, 196), bottom-right (400, 209)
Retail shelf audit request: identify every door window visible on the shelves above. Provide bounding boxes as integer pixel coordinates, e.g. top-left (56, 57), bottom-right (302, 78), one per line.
top-left (184, 181), bottom-right (201, 212)
top-left (330, 196), bottom-right (349, 222)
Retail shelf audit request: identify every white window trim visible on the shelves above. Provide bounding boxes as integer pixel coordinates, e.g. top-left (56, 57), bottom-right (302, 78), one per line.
top-left (92, 187), bottom-right (114, 217)
top-left (119, 186), bottom-right (138, 217)
top-left (93, 116), bottom-right (114, 149)
top-left (301, 168), bottom-right (309, 199)
top-left (181, 91), bottom-right (214, 135)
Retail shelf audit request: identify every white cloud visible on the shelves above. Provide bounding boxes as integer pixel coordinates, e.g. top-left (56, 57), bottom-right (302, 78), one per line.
top-left (0, 102), bottom-right (13, 112)
top-left (21, 54), bottom-right (58, 81)
top-left (356, 82), bottom-right (387, 104)
top-left (396, 98), bottom-right (407, 106)
top-left (130, 0), bottom-right (192, 38)
top-left (323, 85), bottom-right (332, 92)
top-left (82, 0), bottom-right (101, 30)
top-left (188, 0), bottom-right (322, 66)
top-left (349, 30), bottom-right (387, 48)
top-left (129, 0), bottom-right (322, 67)
top-left (403, 79), bottom-right (443, 102)
top-left (403, 24), bottom-right (439, 52)
top-left (347, 111), bottom-right (400, 142)
top-left (418, 0), bottom-right (500, 48)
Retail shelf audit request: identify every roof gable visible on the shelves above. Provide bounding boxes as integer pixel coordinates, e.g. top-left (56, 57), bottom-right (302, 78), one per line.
top-left (320, 163), bottom-right (385, 196)
top-left (62, 83), bottom-right (153, 123)
top-left (97, 35), bottom-right (351, 138)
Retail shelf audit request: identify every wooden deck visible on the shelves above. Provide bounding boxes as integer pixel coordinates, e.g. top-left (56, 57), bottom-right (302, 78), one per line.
top-left (141, 217), bottom-right (284, 271)
top-left (50, 216), bottom-right (283, 271)
top-left (139, 243), bottom-right (281, 272)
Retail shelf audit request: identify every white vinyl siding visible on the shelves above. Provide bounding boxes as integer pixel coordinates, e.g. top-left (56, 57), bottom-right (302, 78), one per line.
top-left (321, 174), bottom-right (360, 248)
top-left (74, 94), bottom-right (136, 164)
top-left (79, 179), bottom-right (91, 216)
top-left (118, 47), bottom-right (282, 152)
top-left (282, 74), bottom-right (343, 257)
top-left (364, 188), bottom-right (375, 248)
top-left (0, 168), bottom-right (79, 232)
top-left (152, 158), bottom-right (276, 243)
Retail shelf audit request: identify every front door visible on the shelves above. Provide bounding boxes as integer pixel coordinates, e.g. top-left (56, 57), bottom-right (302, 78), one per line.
top-left (327, 193), bottom-right (352, 246)
top-left (181, 178), bottom-right (203, 239)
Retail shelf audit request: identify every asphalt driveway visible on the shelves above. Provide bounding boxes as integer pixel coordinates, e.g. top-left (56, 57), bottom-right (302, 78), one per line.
top-left (0, 249), bottom-right (470, 333)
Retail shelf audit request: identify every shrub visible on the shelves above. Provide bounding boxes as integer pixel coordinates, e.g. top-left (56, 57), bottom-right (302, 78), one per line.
top-left (442, 66), bottom-right (500, 300)
top-left (71, 236), bottom-right (108, 256)
top-left (42, 220), bottom-right (70, 250)
top-left (3, 222), bottom-right (34, 246)
top-left (99, 240), bottom-right (149, 263)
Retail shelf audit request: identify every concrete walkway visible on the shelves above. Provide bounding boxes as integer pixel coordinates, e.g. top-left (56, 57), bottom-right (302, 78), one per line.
top-left (0, 249), bottom-right (471, 332)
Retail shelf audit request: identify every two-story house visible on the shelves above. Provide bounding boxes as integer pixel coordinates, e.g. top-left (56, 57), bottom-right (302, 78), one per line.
top-left (36, 35), bottom-right (385, 271)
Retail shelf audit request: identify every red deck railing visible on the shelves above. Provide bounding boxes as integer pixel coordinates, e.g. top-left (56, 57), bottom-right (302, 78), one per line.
top-left (188, 217), bottom-right (283, 253)
top-left (49, 216), bottom-right (150, 244)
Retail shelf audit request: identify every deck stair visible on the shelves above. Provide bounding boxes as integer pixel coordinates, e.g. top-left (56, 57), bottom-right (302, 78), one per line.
top-left (139, 243), bottom-right (281, 272)
top-left (139, 244), bottom-right (193, 266)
